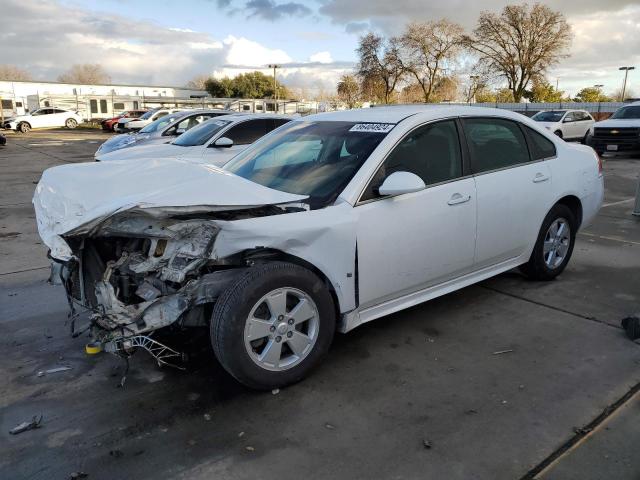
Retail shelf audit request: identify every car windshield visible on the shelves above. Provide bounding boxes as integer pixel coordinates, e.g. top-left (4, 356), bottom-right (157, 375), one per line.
top-left (610, 106), bottom-right (640, 119)
top-left (224, 121), bottom-right (392, 206)
top-left (532, 111), bottom-right (565, 122)
top-left (172, 118), bottom-right (231, 146)
top-left (139, 112), bottom-right (186, 133)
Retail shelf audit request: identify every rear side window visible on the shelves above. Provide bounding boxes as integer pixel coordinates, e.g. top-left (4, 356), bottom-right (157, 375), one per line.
top-left (225, 119), bottom-right (270, 145)
top-left (524, 126), bottom-right (556, 160)
top-left (463, 118), bottom-right (530, 173)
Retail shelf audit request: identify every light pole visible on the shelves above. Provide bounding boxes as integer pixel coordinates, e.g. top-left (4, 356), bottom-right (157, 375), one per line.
top-left (268, 64), bottom-right (280, 112)
top-left (619, 66), bottom-right (635, 101)
top-left (469, 75), bottom-right (480, 104)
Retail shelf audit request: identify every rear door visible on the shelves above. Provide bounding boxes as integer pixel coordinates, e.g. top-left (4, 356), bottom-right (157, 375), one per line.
top-left (462, 117), bottom-right (554, 269)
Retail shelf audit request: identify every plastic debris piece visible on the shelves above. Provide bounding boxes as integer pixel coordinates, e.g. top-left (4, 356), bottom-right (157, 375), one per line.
top-left (245, 446), bottom-right (255, 452)
top-left (203, 413), bottom-right (212, 421)
top-left (9, 415), bottom-right (43, 435)
top-left (325, 423), bottom-right (335, 430)
top-left (492, 349), bottom-right (514, 355)
top-left (37, 366), bottom-right (72, 377)
top-left (238, 431), bottom-right (245, 437)
top-left (271, 388), bottom-right (279, 395)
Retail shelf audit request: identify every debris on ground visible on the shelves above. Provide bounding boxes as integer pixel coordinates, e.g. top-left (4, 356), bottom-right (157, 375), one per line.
top-left (9, 415), bottom-right (43, 435)
top-left (423, 439), bottom-right (432, 449)
top-left (69, 473), bottom-right (88, 479)
top-left (271, 388), bottom-right (280, 395)
top-left (109, 450), bottom-right (124, 458)
top-left (325, 423), bottom-right (335, 430)
top-left (621, 316), bottom-right (640, 340)
top-left (492, 349), bottom-right (514, 355)
top-left (245, 446), bottom-right (255, 452)
top-left (465, 409), bottom-right (478, 415)
top-left (203, 413), bottom-right (212, 421)
top-left (238, 431), bottom-right (245, 437)
top-left (573, 426), bottom-right (593, 435)
top-left (37, 366), bottom-right (72, 377)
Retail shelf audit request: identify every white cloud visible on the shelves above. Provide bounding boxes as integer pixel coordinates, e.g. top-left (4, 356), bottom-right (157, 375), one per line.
top-left (223, 35), bottom-right (292, 67)
top-left (309, 51), bottom-right (333, 63)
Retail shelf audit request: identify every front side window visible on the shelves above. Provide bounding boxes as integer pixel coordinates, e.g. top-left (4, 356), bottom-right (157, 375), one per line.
top-left (463, 118), bottom-right (530, 173)
top-left (524, 126), bottom-right (556, 160)
top-left (224, 121), bottom-right (391, 206)
top-left (224, 119), bottom-right (270, 145)
top-left (172, 119), bottom-right (231, 146)
top-left (139, 112), bottom-right (185, 134)
top-left (361, 120), bottom-right (462, 201)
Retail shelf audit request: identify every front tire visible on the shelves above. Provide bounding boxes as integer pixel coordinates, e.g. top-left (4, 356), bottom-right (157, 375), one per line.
top-left (520, 204), bottom-right (576, 281)
top-left (65, 118), bottom-right (78, 129)
top-left (211, 262), bottom-right (336, 390)
top-left (18, 122), bottom-right (31, 134)
top-left (554, 130), bottom-right (563, 139)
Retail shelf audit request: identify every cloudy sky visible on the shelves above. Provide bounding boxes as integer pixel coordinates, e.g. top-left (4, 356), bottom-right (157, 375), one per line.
top-left (2, 0), bottom-right (640, 97)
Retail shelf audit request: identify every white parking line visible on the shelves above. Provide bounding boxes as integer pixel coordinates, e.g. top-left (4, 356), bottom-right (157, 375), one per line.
top-left (602, 198), bottom-right (635, 208)
top-left (579, 231), bottom-right (640, 246)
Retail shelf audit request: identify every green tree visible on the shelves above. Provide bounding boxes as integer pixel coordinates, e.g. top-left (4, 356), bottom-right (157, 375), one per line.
top-left (336, 74), bottom-right (360, 108)
top-left (475, 88), bottom-right (497, 103)
top-left (526, 78), bottom-right (564, 102)
top-left (205, 77), bottom-right (234, 97)
top-left (495, 88), bottom-right (515, 103)
top-left (574, 87), bottom-right (612, 102)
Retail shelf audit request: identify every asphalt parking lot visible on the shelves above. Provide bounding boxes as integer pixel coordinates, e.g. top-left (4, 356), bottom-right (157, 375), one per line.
top-left (1, 129), bottom-right (639, 480)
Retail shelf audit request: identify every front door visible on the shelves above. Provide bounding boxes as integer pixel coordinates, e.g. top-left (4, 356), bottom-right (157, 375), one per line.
top-left (356, 119), bottom-right (477, 309)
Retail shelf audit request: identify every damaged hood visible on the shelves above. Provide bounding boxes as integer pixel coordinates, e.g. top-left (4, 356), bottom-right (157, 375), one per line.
top-left (33, 158), bottom-right (307, 260)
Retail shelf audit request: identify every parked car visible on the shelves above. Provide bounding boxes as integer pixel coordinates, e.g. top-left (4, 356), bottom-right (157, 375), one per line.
top-left (101, 110), bottom-right (148, 131)
top-left (34, 106), bottom-right (603, 389)
top-left (95, 114), bottom-right (292, 164)
top-left (531, 109), bottom-right (595, 142)
top-left (116, 108), bottom-right (184, 132)
top-left (587, 101), bottom-right (640, 155)
top-left (3, 108), bottom-right (83, 133)
top-left (95, 109), bottom-right (231, 158)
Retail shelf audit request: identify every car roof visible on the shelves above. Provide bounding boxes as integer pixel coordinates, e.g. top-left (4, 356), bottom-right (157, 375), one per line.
top-left (216, 113), bottom-right (293, 123)
top-left (300, 105), bottom-right (528, 124)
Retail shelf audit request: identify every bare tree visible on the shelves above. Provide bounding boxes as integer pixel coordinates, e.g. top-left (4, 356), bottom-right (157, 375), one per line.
top-left (185, 75), bottom-right (210, 90)
top-left (463, 3), bottom-right (572, 102)
top-left (57, 64), bottom-right (111, 84)
top-left (356, 33), bottom-right (404, 104)
top-left (399, 20), bottom-right (464, 103)
top-left (336, 74), bottom-right (360, 108)
top-left (0, 64), bottom-right (33, 81)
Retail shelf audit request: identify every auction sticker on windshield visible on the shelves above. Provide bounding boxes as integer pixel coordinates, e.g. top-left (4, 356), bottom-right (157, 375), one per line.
top-left (349, 123), bottom-right (395, 133)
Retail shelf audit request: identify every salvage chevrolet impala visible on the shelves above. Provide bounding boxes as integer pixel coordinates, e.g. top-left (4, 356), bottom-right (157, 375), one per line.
top-left (33, 106), bottom-right (604, 389)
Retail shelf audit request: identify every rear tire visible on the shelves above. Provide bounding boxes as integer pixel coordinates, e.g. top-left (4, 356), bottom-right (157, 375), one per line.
top-left (18, 122), bottom-right (31, 134)
top-left (520, 204), bottom-right (576, 281)
top-left (211, 262), bottom-right (336, 390)
top-left (65, 118), bottom-right (78, 129)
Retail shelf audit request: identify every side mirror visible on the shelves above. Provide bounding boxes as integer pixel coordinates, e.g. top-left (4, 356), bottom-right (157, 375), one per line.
top-left (214, 137), bottom-right (233, 148)
top-left (378, 171), bottom-right (426, 197)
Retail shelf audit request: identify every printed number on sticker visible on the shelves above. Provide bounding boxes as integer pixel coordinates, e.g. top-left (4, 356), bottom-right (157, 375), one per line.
top-left (349, 123), bottom-right (395, 133)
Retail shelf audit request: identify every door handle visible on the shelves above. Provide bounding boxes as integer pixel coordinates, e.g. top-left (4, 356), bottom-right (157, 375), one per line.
top-left (533, 173), bottom-right (550, 183)
top-left (447, 193), bottom-right (471, 206)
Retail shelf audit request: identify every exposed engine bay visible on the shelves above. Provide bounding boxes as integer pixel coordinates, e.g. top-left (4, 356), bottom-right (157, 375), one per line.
top-left (53, 206), bottom-right (299, 367)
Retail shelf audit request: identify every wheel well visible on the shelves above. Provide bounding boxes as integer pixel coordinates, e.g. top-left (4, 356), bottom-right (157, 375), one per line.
top-left (243, 248), bottom-right (342, 322)
top-left (556, 195), bottom-right (583, 227)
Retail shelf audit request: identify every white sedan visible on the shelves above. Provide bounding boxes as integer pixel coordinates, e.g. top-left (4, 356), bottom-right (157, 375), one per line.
top-left (531, 109), bottom-right (595, 142)
top-left (34, 106), bottom-right (603, 389)
top-left (95, 114), bottom-right (292, 165)
top-left (3, 108), bottom-right (83, 133)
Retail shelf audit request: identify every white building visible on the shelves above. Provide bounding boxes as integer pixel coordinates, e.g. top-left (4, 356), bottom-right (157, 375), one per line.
top-left (0, 80), bottom-right (326, 121)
